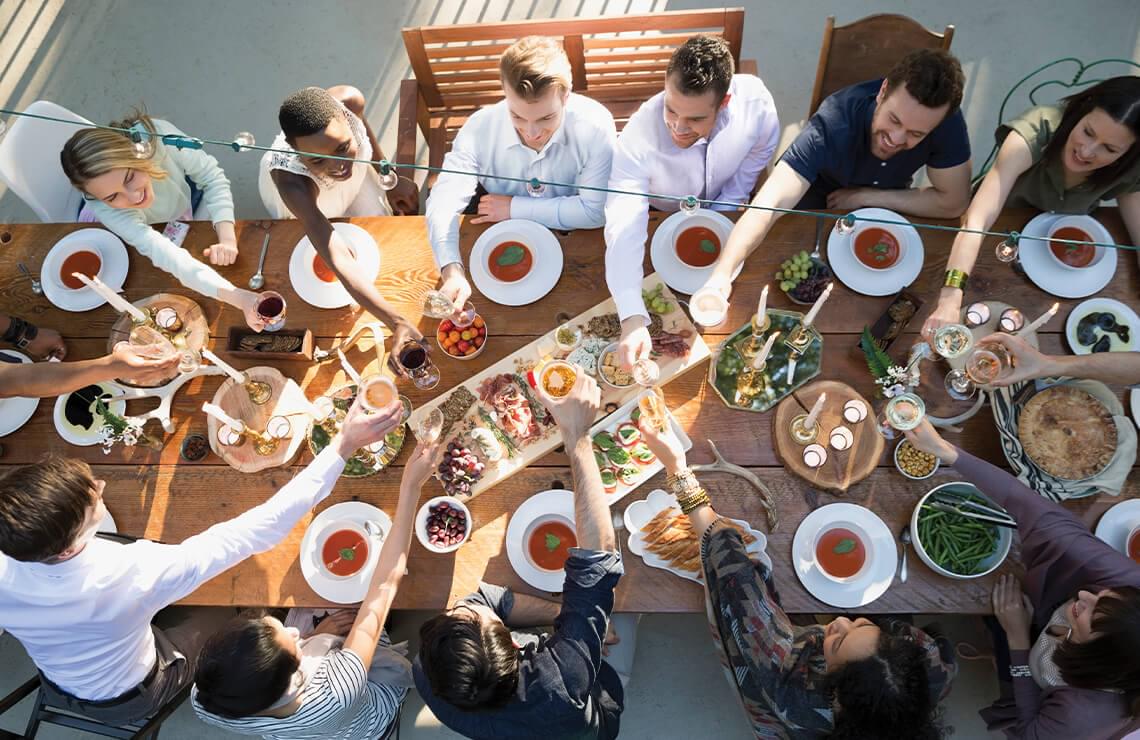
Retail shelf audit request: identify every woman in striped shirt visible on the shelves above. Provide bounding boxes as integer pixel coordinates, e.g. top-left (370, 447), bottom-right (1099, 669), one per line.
top-left (190, 436), bottom-right (440, 739)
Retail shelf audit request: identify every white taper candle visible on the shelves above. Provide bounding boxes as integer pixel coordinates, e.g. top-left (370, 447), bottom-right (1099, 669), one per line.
top-left (202, 402), bottom-right (244, 432)
top-left (804, 392), bottom-right (827, 430)
top-left (802, 282), bottom-right (833, 328)
top-left (1018, 302), bottom-right (1060, 337)
top-left (74, 273), bottom-right (148, 323)
top-left (201, 348), bottom-right (247, 384)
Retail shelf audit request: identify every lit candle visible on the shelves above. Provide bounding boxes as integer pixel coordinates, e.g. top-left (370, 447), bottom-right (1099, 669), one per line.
top-left (1018, 302), bottom-right (1060, 337)
top-left (804, 392), bottom-right (827, 430)
top-left (755, 285), bottom-right (768, 324)
top-left (73, 273), bottom-right (148, 323)
top-left (201, 348), bottom-right (247, 384)
top-left (337, 348), bottom-right (363, 385)
top-left (802, 282), bottom-right (833, 328)
top-left (202, 402), bottom-right (244, 432)
top-left (752, 331), bottom-right (780, 368)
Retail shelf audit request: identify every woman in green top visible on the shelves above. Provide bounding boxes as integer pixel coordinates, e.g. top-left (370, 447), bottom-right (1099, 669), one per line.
top-left (924, 76), bottom-right (1140, 337)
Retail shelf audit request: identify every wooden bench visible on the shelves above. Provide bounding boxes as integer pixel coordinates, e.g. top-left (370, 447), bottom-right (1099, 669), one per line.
top-left (397, 8), bottom-right (756, 186)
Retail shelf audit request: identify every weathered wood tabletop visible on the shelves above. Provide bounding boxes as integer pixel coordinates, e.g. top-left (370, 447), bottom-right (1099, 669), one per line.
top-left (0, 209), bottom-right (1135, 613)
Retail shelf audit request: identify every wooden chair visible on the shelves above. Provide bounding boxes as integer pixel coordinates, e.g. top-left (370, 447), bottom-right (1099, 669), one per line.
top-left (806, 14), bottom-right (955, 118)
top-left (397, 8), bottom-right (754, 187)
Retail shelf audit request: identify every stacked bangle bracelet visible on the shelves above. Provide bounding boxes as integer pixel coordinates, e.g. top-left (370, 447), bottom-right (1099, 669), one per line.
top-left (1, 316), bottom-right (38, 350)
top-left (668, 468), bottom-right (710, 513)
top-left (943, 269), bottom-right (969, 291)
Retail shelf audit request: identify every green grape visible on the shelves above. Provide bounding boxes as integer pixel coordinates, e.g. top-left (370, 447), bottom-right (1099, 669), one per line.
top-left (780, 281), bottom-right (794, 291)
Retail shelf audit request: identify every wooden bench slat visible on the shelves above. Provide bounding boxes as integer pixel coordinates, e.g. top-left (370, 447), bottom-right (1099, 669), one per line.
top-left (417, 8), bottom-right (745, 44)
top-left (427, 42), bottom-right (513, 60)
top-left (582, 32), bottom-right (718, 50)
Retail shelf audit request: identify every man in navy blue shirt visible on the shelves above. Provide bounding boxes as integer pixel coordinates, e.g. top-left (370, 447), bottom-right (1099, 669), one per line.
top-left (705, 49), bottom-right (972, 297)
top-left (413, 370), bottom-right (626, 740)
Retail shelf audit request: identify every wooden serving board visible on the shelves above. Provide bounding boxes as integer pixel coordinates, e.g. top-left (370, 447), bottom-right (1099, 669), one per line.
top-left (773, 380), bottom-right (883, 494)
top-left (407, 274), bottom-right (710, 500)
top-left (205, 366), bottom-right (311, 472)
top-left (108, 293), bottom-right (209, 387)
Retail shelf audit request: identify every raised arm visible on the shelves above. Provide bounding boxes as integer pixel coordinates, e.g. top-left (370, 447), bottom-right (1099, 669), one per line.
top-left (0, 343), bottom-right (177, 398)
top-left (983, 332), bottom-right (1140, 387)
top-left (922, 134), bottom-right (1034, 338)
top-left (849, 160), bottom-right (972, 218)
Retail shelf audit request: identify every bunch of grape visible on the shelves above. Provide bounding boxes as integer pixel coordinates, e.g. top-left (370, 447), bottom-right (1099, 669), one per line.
top-left (437, 441), bottom-right (484, 496)
top-left (425, 501), bottom-right (467, 548)
top-left (776, 251), bottom-right (814, 292)
top-left (641, 284), bottom-right (674, 315)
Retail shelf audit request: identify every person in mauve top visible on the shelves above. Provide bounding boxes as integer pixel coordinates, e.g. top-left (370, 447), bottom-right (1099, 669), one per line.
top-left (606, 34), bottom-right (780, 369)
top-left (924, 76), bottom-right (1140, 339)
top-left (413, 370), bottom-right (627, 740)
top-left (259, 85), bottom-right (423, 364)
top-left (971, 332), bottom-right (1140, 388)
top-left (428, 36), bottom-right (617, 321)
top-left (704, 49), bottom-right (971, 302)
top-left (906, 419), bottom-right (1140, 740)
top-left (0, 395), bottom-right (403, 726)
top-left (635, 417), bottom-right (955, 740)
top-left (59, 111), bottom-right (267, 331)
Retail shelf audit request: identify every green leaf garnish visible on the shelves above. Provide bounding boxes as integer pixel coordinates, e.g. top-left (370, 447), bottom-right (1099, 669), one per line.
top-left (699, 239), bottom-right (717, 254)
top-left (339, 547), bottom-right (356, 561)
top-left (496, 245), bottom-right (526, 266)
top-left (833, 538), bottom-right (856, 555)
top-left (545, 533), bottom-right (562, 551)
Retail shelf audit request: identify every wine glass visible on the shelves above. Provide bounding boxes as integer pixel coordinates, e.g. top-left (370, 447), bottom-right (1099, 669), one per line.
top-left (127, 325), bottom-right (177, 361)
top-left (422, 290), bottom-right (476, 329)
top-left (397, 341), bottom-right (440, 390)
top-left (945, 342), bottom-right (1013, 400)
top-left (932, 323), bottom-right (974, 360)
top-left (256, 291), bottom-right (287, 331)
top-left (177, 349), bottom-right (201, 374)
top-left (631, 358), bottom-right (660, 386)
top-left (415, 408), bottom-right (444, 443)
top-left (878, 392), bottom-right (925, 439)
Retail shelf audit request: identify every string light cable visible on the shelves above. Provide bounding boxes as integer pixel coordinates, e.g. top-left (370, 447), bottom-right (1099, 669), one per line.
top-left (0, 105), bottom-right (1135, 254)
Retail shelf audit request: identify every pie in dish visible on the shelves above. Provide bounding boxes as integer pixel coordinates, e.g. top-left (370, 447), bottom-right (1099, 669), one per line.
top-left (1018, 386), bottom-right (1117, 481)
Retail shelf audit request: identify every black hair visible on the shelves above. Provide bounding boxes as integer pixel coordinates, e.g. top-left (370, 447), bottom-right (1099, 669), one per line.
top-left (1054, 586), bottom-right (1140, 714)
top-left (193, 618), bottom-right (299, 719)
top-left (417, 609), bottom-right (519, 710)
top-left (0, 457), bottom-right (95, 562)
top-left (666, 34), bottom-right (735, 102)
top-left (279, 87), bottom-right (343, 141)
top-left (1043, 75), bottom-right (1140, 189)
top-left (824, 632), bottom-right (943, 740)
top-left (884, 49), bottom-right (965, 115)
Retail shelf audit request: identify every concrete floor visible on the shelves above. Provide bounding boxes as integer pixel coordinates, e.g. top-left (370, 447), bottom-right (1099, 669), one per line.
top-left (0, 0), bottom-right (1137, 737)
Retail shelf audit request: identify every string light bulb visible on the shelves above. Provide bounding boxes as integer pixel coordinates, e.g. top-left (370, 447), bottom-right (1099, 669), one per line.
top-left (834, 213), bottom-right (856, 236)
top-left (526, 177), bottom-right (546, 197)
top-left (230, 132), bottom-right (256, 152)
top-left (377, 161), bottom-right (399, 190)
top-left (128, 122), bottom-right (156, 159)
top-left (995, 231), bottom-right (1020, 263)
top-left (679, 195), bottom-right (700, 215)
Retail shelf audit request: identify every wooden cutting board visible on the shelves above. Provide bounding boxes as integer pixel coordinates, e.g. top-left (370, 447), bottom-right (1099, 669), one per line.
top-left (205, 366), bottom-right (311, 472)
top-left (108, 293), bottom-right (208, 387)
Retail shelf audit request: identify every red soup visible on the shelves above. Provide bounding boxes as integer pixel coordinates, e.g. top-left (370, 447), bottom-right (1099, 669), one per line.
top-left (528, 519), bottom-right (576, 571)
top-left (815, 527), bottom-right (867, 579)
top-left (675, 226), bottom-right (721, 267)
top-left (488, 241), bottom-right (533, 282)
top-left (854, 228), bottom-right (900, 270)
top-left (1049, 227), bottom-right (1095, 268)
top-left (61, 250), bottom-right (102, 290)
top-left (312, 254), bottom-right (338, 283)
top-left (1128, 530), bottom-right (1140, 564)
top-left (321, 528), bottom-right (369, 577)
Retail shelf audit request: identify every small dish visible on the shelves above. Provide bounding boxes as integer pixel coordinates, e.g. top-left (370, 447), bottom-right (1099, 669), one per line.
top-left (597, 342), bottom-right (634, 390)
top-left (436, 315), bottom-right (488, 361)
top-left (894, 439), bottom-right (940, 480)
top-left (910, 482), bottom-right (1013, 580)
top-left (416, 496), bottom-right (472, 553)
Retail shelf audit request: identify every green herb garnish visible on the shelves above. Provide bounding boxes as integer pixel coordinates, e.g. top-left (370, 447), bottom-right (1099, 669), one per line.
top-left (339, 547), bottom-right (356, 561)
top-left (496, 245), bottom-right (526, 266)
top-left (833, 538), bottom-right (856, 555)
top-left (699, 239), bottom-right (717, 254)
top-left (545, 533), bottom-right (562, 551)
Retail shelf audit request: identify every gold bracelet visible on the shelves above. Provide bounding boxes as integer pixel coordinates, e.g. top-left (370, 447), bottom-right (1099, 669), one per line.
top-left (667, 468), bottom-right (701, 496)
top-left (677, 489), bottom-right (711, 514)
top-left (944, 269), bottom-right (969, 291)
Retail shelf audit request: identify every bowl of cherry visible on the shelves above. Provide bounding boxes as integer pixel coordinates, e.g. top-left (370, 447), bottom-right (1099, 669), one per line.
top-left (416, 496), bottom-right (472, 553)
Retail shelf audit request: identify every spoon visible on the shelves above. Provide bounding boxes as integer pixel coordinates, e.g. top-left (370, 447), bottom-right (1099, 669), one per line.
top-left (810, 217), bottom-right (824, 261)
top-left (247, 229), bottom-right (271, 290)
top-left (17, 263), bottom-right (42, 295)
top-left (899, 525), bottom-right (911, 583)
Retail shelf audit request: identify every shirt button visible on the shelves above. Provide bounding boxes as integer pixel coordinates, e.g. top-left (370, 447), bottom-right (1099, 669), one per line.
top-left (873, 180), bottom-right (879, 185)
top-left (881, 162), bottom-right (887, 167)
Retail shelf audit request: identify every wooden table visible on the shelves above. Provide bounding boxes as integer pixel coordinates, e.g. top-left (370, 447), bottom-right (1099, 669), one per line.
top-left (1, 210), bottom-right (1136, 614)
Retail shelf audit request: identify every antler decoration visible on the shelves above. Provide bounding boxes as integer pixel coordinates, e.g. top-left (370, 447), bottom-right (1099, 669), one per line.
top-left (690, 439), bottom-right (779, 532)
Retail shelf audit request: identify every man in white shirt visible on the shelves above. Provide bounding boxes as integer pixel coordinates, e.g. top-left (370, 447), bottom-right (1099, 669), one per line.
top-left (604, 35), bottom-right (780, 367)
top-left (428, 36), bottom-right (617, 316)
top-left (0, 397), bottom-right (403, 725)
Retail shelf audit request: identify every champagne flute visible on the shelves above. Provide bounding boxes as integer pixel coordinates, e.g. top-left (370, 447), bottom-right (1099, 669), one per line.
top-left (415, 408), bottom-right (444, 443)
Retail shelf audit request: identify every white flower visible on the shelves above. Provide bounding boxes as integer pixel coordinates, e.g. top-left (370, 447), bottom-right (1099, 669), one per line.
top-left (883, 383), bottom-right (907, 398)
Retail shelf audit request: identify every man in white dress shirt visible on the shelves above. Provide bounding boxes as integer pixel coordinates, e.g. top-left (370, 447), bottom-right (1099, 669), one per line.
top-left (428, 36), bottom-right (617, 316)
top-left (0, 397), bottom-right (403, 725)
top-left (604, 35), bottom-right (780, 366)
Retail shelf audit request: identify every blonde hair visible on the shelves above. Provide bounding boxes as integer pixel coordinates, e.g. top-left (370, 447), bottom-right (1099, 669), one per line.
top-left (60, 109), bottom-right (168, 192)
top-left (500, 36), bottom-right (572, 100)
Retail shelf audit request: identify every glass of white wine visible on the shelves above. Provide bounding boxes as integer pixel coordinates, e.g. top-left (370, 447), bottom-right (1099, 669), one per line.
top-left (879, 392), bottom-right (925, 439)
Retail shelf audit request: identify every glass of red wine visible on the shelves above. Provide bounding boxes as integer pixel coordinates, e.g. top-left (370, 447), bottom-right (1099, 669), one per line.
top-left (397, 340), bottom-right (440, 390)
top-left (256, 291), bottom-right (287, 331)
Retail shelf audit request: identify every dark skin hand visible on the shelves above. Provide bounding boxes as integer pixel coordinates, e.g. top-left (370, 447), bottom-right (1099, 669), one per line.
top-left (339, 86), bottom-right (419, 216)
top-left (0, 315), bottom-right (66, 359)
top-left (271, 86), bottom-right (425, 373)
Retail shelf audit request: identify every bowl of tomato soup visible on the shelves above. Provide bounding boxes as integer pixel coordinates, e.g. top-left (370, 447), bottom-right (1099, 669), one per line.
top-left (487, 240), bottom-right (534, 283)
top-left (319, 522), bottom-right (371, 579)
top-left (1128, 524), bottom-right (1140, 564)
top-left (851, 225), bottom-right (904, 271)
top-left (525, 515), bottom-right (577, 572)
top-left (813, 522), bottom-right (870, 583)
top-left (670, 212), bottom-right (729, 271)
top-left (57, 247), bottom-right (103, 290)
top-left (1047, 217), bottom-right (1105, 271)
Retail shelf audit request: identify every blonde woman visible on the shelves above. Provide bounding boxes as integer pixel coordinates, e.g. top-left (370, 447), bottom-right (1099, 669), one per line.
top-left (61, 112), bottom-right (266, 330)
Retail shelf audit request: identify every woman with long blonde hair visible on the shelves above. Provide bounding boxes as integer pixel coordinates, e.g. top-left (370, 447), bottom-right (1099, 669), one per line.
top-left (61, 111), bottom-right (266, 330)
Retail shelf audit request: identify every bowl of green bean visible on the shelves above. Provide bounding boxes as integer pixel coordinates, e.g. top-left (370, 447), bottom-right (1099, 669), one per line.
top-left (911, 482), bottom-right (1013, 579)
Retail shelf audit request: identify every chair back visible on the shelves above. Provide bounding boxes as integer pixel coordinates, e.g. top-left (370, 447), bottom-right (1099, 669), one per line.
top-left (0, 101), bottom-right (93, 223)
top-left (807, 14), bottom-right (954, 118)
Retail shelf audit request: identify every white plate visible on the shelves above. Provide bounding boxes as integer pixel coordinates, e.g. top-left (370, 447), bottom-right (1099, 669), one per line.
top-left (300, 501), bottom-right (391, 604)
top-left (1095, 499), bottom-right (1140, 555)
top-left (1064, 297), bottom-right (1140, 354)
top-left (469, 220), bottom-right (563, 306)
top-left (623, 488), bottom-right (771, 583)
top-left (1132, 389), bottom-right (1140, 430)
top-left (825, 208), bottom-right (923, 296)
top-left (791, 502), bottom-right (897, 608)
top-left (1019, 213), bottom-right (1117, 299)
top-left (52, 382), bottom-right (127, 446)
top-left (589, 392), bottom-right (692, 506)
top-left (40, 228), bottom-right (130, 312)
top-left (650, 209), bottom-right (740, 295)
top-left (288, 222), bottom-right (381, 309)
top-left (0, 350), bottom-right (39, 437)
top-left (506, 489), bottom-right (575, 593)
